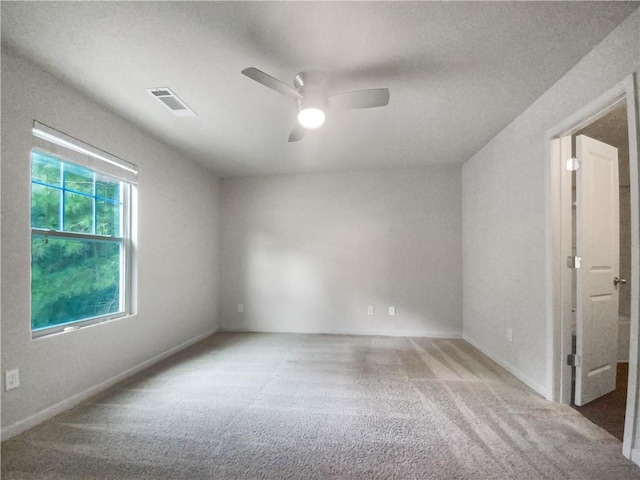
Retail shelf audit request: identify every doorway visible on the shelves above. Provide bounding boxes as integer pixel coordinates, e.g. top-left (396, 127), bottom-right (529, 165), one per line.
top-left (569, 103), bottom-right (630, 441)
top-left (549, 75), bottom-right (639, 461)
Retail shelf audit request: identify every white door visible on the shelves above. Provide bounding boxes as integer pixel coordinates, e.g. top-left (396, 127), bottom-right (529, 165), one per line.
top-left (574, 134), bottom-right (620, 406)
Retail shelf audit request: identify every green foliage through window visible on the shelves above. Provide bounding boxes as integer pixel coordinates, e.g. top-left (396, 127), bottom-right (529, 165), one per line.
top-left (31, 237), bottom-right (121, 329)
top-left (31, 150), bottom-right (125, 331)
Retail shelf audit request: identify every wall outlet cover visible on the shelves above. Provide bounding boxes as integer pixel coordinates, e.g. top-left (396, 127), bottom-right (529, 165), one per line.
top-left (5, 369), bottom-right (20, 391)
top-left (389, 306), bottom-right (396, 316)
top-left (367, 306), bottom-right (374, 316)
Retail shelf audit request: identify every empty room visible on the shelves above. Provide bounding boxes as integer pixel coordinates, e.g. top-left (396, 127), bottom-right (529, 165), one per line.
top-left (1, 2), bottom-right (640, 479)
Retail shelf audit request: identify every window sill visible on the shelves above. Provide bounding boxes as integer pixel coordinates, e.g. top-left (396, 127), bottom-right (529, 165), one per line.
top-left (32, 313), bottom-right (137, 340)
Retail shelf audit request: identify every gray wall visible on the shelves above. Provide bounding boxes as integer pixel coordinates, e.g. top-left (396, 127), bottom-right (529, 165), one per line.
top-left (1, 48), bottom-right (221, 435)
top-left (462, 9), bottom-right (639, 397)
top-left (220, 168), bottom-right (462, 337)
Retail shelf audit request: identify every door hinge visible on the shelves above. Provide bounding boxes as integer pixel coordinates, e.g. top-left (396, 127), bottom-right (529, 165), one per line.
top-left (567, 256), bottom-right (582, 269)
top-left (566, 157), bottom-right (580, 171)
top-left (567, 354), bottom-right (581, 367)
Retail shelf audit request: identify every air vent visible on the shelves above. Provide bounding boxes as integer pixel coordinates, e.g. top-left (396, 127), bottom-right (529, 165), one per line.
top-left (145, 87), bottom-right (196, 117)
top-left (151, 89), bottom-right (171, 97)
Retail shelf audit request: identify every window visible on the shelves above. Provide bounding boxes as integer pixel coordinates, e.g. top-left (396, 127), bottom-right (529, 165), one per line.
top-left (30, 122), bottom-right (137, 337)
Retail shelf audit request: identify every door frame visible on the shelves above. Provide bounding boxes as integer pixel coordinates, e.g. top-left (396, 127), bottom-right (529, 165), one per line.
top-left (548, 74), bottom-right (639, 460)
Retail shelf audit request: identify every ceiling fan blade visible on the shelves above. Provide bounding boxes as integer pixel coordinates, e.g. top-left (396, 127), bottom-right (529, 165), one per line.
top-left (242, 67), bottom-right (302, 100)
top-left (329, 88), bottom-right (390, 109)
top-left (288, 123), bottom-right (306, 143)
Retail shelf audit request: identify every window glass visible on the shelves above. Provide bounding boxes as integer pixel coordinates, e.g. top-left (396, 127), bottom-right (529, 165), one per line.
top-left (63, 191), bottom-right (93, 233)
top-left (96, 199), bottom-right (120, 237)
top-left (30, 149), bottom-right (130, 333)
top-left (96, 177), bottom-right (120, 202)
top-left (32, 151), bottom-right (61, 186)
top-left (31, 184), bottom-right (61, 230)
top-left (63, 163), bottom-right (94, 194)
top-left (31, 236), bottom-right (121, 330)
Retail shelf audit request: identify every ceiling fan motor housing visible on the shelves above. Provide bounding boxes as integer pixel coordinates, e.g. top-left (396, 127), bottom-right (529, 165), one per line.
top-left (294, 70), bottom-right (328, 111)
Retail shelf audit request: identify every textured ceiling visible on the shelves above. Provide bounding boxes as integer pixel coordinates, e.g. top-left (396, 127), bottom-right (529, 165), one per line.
top-left (1, 1), bottom-right (637, 177)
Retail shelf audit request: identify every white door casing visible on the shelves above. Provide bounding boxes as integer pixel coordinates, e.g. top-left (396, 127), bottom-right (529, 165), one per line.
top-left (574, 134), bottom-right (620, 406)
top-left (549, 77), bottom-right (639, 460)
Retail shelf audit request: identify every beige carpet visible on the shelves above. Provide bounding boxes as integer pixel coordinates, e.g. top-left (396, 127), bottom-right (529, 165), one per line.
top-left (2, 332), bottom-right (640, 479)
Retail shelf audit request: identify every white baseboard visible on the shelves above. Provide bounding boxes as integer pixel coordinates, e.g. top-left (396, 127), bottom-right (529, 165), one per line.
top-left (1, 327), bottom-right (218, 441)
top-left (631, 447), bottom-right (640, 466)
top-left (463, 333), bottom-right (550, 399)
top-left (220, 325), bottom-right (462, 339)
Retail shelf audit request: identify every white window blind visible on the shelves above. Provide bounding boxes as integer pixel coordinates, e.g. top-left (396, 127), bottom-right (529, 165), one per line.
top-left (32, 121), bottom-right (138, 184)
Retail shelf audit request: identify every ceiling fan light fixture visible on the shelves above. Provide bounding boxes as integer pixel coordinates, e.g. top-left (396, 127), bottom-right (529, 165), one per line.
top-left (241, 67), bottom-right (389, 141)
top-left (297, 107), bottom-right (325, 129)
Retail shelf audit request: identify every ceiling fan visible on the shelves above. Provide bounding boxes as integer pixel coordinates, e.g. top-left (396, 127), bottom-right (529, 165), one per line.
top-left (241, 67), bottom-right (390, 142)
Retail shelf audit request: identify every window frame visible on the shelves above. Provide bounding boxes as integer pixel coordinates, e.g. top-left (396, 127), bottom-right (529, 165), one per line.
top-left (30, 123), bottom-right (137, 338)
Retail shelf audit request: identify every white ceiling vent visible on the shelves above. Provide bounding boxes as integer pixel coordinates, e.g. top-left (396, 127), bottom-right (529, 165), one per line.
top-left (146, 88), bottom-right (196, 117)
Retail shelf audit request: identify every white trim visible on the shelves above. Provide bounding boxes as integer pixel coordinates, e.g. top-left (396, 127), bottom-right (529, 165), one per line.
top-left (548, 135), bottom-right (575, 405)
top-left (31, 228), bottom-right (123, 243)
top-left (30, 150), bottom-right (137, 338)
top-left (463, 333), bottom-right (550, 399)
top-left (1, 327), bottom-right (219, 441)
top-left (31, 311), bottom-right (131, 340)
top-left (623, 73), bottom-right (640, 459)
top-left (547, 74), bottom-right (640, 462)
top-left (220, 326), bottom-right (462, 339)
top-left (631, 448), bottom-right (640, 465)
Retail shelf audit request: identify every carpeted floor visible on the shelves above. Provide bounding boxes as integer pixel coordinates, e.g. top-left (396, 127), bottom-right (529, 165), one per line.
top-left (2, 332), bottom-right (640, 479)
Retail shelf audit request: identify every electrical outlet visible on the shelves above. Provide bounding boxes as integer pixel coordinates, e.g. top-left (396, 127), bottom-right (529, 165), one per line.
top-left (5, 369), bottom-right (20, 391)
top-left (507, 328), bottom-right (513, 343)
top-left (237, 304), bottom-right (244, 313)
top-left (367, 306), bottom-right (374, 316)
top-left (389, 306), bottom-right (396, 316)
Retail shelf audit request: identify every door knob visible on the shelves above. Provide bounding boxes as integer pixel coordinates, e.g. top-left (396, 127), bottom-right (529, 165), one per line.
top-left (614, 277), bottom-right (627, 286)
